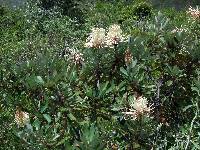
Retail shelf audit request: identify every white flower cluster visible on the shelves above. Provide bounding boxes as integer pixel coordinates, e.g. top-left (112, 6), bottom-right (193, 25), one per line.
top-left (72, 52), bottom-right (84, 65)
top-left (85, 24), bottom-right (126, 48)
top-left (105, 24), bottom-right (124, 47)
top-left (132, 96), bottom-right (150, 114)
top-left (64, 47), bottom-right (84, 65)
top-left (70, 51), bottom-right (84, 64)
top-left (15, 108), bottom-right (30, 127)
top-left (187, 6), bottom-right (200, 20)
top-left (85, 27), bottom-right (106, 48)
top-left (171, 26), bottom-right (188, 33)
top-left (122, 96), bottom-right (152, 120)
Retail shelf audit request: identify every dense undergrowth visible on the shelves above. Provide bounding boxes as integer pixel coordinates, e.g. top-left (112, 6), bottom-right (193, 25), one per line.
top-left (0, 0), bottom-right (200, 149)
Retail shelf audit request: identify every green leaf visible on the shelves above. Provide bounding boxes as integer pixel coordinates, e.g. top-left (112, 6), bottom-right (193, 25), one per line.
top-left (32, 118), bottom-right (41, 130)
top-left (43, 114), bottom-right (51, 123)
top-left (85, 86), bottom-right (93, 97)
top-left (166, 80), bottom-right (173, 86)
top-left (56, 136), bottom-right (70, 147)
top-left (99, 81), bottom-right (109, 97)
top-left (191, 141), bottom-right (200, 149)
top-left (183, 105), bottom-right (193, 112)
top-left (102, 81), bottom-right (109, 92)
top-left (133, 142), bottom-right (140, 148)
top-left (131, 59), bottom-right (137, 68)
top-left (55, 112), bottom-right (61, 122)
top-left (35, 76), bottom-right (44, 85)
top-left (120, 67), bottom-right (128, 76)
top-left (40, 100), bottom-right (48, 113)
top-left (68, 113), bottom-right (76, 121)
top-left (191, 87), bottom-right (200, 96)
top-left (106, 85), bottom-right (114, 94)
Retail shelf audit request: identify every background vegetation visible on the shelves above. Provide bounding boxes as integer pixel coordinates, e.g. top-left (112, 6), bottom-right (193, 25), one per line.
top-left (0, 0), bottom-right (200, 149)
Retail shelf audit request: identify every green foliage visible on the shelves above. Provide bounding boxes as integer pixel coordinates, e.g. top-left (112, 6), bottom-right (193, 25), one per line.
top-left (1, 0), bottom-right (200, 149)
top-left (27, 0), bottom-right (86, 23)
top-left (85, 0), bottom-right (153, 27)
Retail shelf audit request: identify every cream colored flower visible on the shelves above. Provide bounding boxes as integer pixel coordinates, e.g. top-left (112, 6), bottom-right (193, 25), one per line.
top-left (187, 6), bottom-right (200, 20)
top-left (63, 46), bottom-right (84, 65)
top-left (122, 96), bottom-right (152, 120)
top-left (15, 108), bottom-right (30, 127)
top-left (132, 96), bottom-right (150, 114)
top-left (85, 27), bottom-right (106, 48)
top-left (72, 52), bottom-right (84, 65)
top-left (105, 24), bottom-right (124, 47)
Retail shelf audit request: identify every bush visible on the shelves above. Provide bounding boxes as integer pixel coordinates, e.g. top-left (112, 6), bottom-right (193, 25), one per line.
top-left (1, 1), bottom-right (200, 149)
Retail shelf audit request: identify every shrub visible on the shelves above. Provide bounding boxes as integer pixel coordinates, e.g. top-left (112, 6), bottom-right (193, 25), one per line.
top-left (1, 1), bottom-right (200, 149)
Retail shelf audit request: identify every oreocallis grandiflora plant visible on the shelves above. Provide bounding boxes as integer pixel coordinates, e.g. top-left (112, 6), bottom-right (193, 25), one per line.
top-left (79, 23), bottom-right (157, 149)
top-left (1, 1), bottom-right (200, 149)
